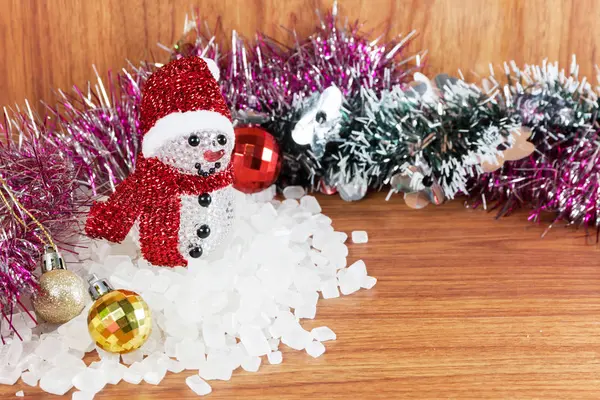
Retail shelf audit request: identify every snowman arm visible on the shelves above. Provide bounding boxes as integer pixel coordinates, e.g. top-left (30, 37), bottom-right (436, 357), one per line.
top-left (85, 172), bottom-right (143, 243)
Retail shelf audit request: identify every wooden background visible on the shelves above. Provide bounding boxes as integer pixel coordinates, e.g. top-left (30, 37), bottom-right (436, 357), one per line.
top-left (3, 1), bottom-right (600, 398)
top-left (2, 0), bottom-right (600, 109)
top-left (3, 193), bottom-right (600, 398)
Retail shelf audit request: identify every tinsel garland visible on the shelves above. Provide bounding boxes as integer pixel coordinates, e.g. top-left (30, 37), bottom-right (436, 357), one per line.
top-left (3, 5), bottom-right (600, 319)
top-left (469, 58), bottom-right (600, 229)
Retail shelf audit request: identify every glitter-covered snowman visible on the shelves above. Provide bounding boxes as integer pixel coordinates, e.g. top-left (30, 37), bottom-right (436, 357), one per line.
top-left (85, 57), bottom-right (236, 267)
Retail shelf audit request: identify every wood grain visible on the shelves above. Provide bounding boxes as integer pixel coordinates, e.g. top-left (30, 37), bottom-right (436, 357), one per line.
top-left (2, 192), bottom-right (600, 398)
top-left (2, 0), bottom-right (600, 109)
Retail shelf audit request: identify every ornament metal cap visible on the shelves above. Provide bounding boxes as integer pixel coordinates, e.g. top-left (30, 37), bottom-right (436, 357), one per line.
top-left (41, 246), bottom-right (66, 273)
top-left (87, 274), bottom-right (114, 300)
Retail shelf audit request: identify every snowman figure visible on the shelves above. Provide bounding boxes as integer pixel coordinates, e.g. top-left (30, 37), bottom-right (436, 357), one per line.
top-left (85, 57), bottom-right (236, 267)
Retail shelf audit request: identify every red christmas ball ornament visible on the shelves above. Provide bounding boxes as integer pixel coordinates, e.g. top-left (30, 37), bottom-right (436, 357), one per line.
top-left (232, 127), bottom-right (282, 193)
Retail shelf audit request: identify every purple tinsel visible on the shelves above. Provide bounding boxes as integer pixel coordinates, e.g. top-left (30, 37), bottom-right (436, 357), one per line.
top-left (0, 111), bottom-right (83, 324)
top-left (46, 63), bottom-right (152, 195)
top-left (170, 7), bottom-right (423, 116)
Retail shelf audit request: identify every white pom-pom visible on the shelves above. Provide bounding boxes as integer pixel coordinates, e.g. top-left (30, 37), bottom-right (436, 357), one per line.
top-left (201, 57), bottom-right (220, 81)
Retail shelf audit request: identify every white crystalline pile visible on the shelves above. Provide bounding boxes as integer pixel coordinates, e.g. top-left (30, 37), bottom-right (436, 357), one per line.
top-left (0, 189), bottom-right (374, 397)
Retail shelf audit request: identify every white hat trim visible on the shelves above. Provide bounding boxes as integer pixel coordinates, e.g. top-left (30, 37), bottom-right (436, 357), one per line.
top-left (142, 110), bottom-right (234, 157)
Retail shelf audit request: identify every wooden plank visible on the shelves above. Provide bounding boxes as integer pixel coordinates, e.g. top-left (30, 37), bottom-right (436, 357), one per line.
top-left (2, 192), bottom-right (600, 398)
top-left (1, 0), bottom-right (600, 109)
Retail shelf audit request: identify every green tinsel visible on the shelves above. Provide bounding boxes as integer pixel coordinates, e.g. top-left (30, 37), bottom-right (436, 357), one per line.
top-left (324, 77), bottom-right (520, 199)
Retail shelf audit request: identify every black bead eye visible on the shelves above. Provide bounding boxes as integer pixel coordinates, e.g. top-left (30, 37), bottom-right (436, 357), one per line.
top-left (316, 111), bottom-right (327, 124)
top-left (422, 175), bottom-right (433, 187)
top-left (188, 135), bottom-right (200, 147)
top-left (216, 134), bottom-right (227, 146)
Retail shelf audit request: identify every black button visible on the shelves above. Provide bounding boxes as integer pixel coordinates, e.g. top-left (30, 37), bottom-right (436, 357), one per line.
top-left (215, 162), bottom-right (221, 168)
top-left (202, 171), bottom-right (209, 177)
top-left (217, 134), bottom-right (227, 146)
top-left (198, 193), bottom-right (211, 207)
top-left (197, 169), bottom-right (204, 176)
top-left (188, 135), bottom-right (200, 147)
top-left (209, 168), bottom-right (215, 174)
top-left (197, 224), bottom-right (211, 239)
top-left (189, 247), bottom-right (203, 258)
top-left (195, 163), bottom-right (202, 169)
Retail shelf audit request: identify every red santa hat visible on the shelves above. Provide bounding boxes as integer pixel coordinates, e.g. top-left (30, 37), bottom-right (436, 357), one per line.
top-left (139, 56), bottom-right (233, 157)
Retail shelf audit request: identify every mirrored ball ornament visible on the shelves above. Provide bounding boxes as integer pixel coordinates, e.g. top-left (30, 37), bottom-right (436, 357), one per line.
top-left (232, 126), bottom-right (282, 193)
top-left (87, 275), bottom-right (152, 353)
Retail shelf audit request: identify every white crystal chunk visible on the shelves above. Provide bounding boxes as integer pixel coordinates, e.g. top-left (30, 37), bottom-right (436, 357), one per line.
top-left (186, 375), bottom-right (212, 396)
top-left (267, 351), bottom-right (283, 365)
top-left (39, 367), bottom-right (74, 395)
top-left (351, 230), bottom-right (369, 243)
top-left (72, 368), bottom-right (107, 393)
top-left (311, 326), bottom-right (337, 342)
top-left (305, 340), bottom-right (326, 358)
top-left (283, 186), bottom-right (306, 200)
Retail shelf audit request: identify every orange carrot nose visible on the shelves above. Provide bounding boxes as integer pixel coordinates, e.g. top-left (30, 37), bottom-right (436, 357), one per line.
top-left (204, 149), bottom-right (225, 162)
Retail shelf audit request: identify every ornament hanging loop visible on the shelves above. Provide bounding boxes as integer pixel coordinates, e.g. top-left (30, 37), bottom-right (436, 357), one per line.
top-left (40, 246), bottom-right (66, 273)
top-left (87, 274), bottom-right (113, 300)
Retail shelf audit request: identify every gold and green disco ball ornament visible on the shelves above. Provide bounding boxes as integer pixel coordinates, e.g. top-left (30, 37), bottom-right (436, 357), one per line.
top-left (87, 274), bottom-right (152, 353)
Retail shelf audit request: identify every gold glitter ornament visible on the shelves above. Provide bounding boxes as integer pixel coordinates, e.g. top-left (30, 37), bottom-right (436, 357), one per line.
top-left (32, 247), bottom-right (87, 324)
top-left (87, 274), bottom-right (152, 353)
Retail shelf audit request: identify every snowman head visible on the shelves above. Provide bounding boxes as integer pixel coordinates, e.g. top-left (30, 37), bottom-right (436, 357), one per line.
top-left (139, 56), bottom-right (235, 176)
top-left (152, 127), bottom-right (235, 176)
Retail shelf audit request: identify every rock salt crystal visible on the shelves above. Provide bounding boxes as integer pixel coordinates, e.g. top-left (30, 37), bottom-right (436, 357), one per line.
top-left (104, 363), bottom-right (127, 385)
top-left (283, 186), bottom-right (306, 199)
top-left (241, 356), bottom-right (261, 372)
top-left (320, 279), bottom-right (340, 299)
top-left (305, 340), bottom-right (326, 358)
top-left (198, 359), bottom-right (233, 381)
top-left (0, 367), bottom-right (20, 385)
top-left (35, 337), bottom-right (65, 361)
top-left (361, 276), bottom-right (378, 289)
top-left (186, 375), bottom-right (212, 396)
top-left (21, 371), bottom-right (38, 387)
top-left (39, 367), bottom-right (74, 395)
top-left (311, 327), bottom-right (337, 342)
top-left (351, 230), bottom-right (368, 243)
top-left (121, 349), bottom-right (143, 365)
top-left (72, 391), bottom-right (95, 400)
top-left (123, 362), bottom-right (145, 385)
top-left (239, 325), bottom-right (270, 357)
top-left (282, 327), bottom-right (313, 351)
top-left (6, 340), bottom-right (22, 366)
top-left (72, 368), bottom-right (107, 393)
top-left (300, 196), bottom-right (322, 214)
top-left (267, 351), bottom-right (283, 365)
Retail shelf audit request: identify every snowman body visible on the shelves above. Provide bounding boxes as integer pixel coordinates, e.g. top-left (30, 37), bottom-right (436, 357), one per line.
top-left (178, 187), bottom-right (235, 260)
top-left (153, 128), bottom-right (236, 260)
